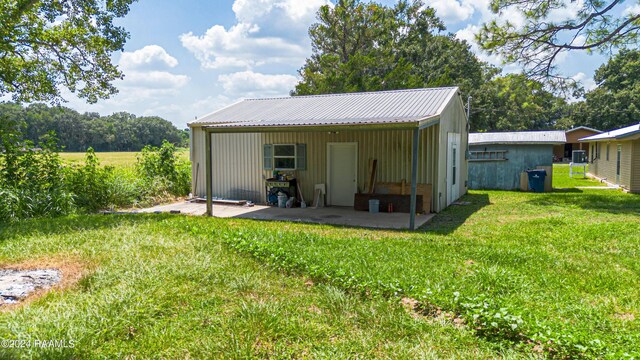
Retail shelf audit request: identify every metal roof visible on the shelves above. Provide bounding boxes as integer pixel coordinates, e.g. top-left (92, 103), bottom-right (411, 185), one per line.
top-left (469, 131), bottom-right (566, 145)
top-left (579, 123), bottom-right (640, 141)
top-left (189, 87), bottom-right (459, 129)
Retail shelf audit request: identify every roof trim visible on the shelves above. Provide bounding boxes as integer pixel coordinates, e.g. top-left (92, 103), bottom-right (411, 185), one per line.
top-left (579, 123), bottom-right (640, 142)
top-left (566, 126), bottom-right (601, 134)
top-left (203, 115), bottom-right (441, 133)
top-left (469, 131), bottom-right (566, 145)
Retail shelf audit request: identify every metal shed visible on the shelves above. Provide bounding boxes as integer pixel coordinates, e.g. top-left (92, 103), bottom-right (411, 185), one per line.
top-left (468, 131), bottom-right (566, 190)
top-left (189, 87), bottom-right (469, 229)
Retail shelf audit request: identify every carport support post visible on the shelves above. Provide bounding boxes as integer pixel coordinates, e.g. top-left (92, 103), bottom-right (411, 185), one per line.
top-left (205, 130), bottom-right (213, 216)
top-left (409, 128), bottom-right (419, 230)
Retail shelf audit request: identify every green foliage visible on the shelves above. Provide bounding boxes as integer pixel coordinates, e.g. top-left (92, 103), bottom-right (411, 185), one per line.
top-left (294, 0), bottom-right (487, 98)
top-left (137, 141), bottom-right (190, 197)
top-left (0, 0), bottom-right (136, 103)
top-left (0, 128), bottom-right (73, 221)
top-left (0, 102), bottom-right (185, 151)
top-left (570, 49), bottom-right (640, 131)
top-left (471, 74), bottom-right (568, 131)
top-left (64, 148), bottom-right (114, 212)
top-left (477, 0), bottom-right (640, 90)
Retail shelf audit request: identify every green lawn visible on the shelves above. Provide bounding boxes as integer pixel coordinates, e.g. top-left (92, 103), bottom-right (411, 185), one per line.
top-left (0, 216), bottom-right (511, 359)
top-left (552, 163), bottom-right (607, 188)
top-left (1, 165), bottom-right (638, 357)
top-left (60, 149), bottom-right (189, 167)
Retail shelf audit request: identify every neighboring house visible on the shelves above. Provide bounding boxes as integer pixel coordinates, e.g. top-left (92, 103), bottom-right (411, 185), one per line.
top-left (553, 126), bottom-right (602, 161)
top-left (189, 87), bottom-right (469, 223)
top-left (468, 131), bottom-right (566, 190)
top-left (579, 123), bottom-right (640, 193)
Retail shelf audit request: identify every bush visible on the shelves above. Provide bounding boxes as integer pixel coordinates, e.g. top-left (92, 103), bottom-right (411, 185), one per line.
top-left (65, 148), bottom-right (113, 212)
top-left (137, 140), bottom-right (190, 197)
top-left (0, 131), bottom-right (74, 221)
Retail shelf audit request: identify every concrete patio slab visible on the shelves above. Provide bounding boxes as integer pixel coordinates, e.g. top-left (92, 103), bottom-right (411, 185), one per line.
top-left (138, 201), bottom-right (434, 230)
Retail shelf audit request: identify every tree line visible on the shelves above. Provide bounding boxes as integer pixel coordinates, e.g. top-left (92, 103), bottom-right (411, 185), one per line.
top-left (0, 102), bottom-right (188, 152)
top-left (294, 0), bottom-right (640, 133)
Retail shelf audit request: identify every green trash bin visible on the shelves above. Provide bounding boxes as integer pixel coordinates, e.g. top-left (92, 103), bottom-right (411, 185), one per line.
top-left (526, 169), bottom-right (547, 192)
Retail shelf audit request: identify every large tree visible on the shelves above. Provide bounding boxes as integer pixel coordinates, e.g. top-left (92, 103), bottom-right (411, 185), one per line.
top-left (0, 0), bottom-right (136, 103)
top-left (293, 0), bottom-right (488, 97)
top-left (570, 49), bottom-right (640, 131)
top-left (471, 74), bottom-right (568, 132)
top-left (477, 0), bottom-right (640, 88)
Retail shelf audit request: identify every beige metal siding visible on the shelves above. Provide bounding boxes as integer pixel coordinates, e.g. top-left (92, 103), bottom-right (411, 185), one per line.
top-left (262, 128), bottom-right (439, 209)
top-left (589, 140), bottom-right (635, 190)
top-left (632, 140), bottom-right (640, 192)
top-left (190, 126), bottom-right (206, 196)
top-left (437, 95), bottom-right (468, 211)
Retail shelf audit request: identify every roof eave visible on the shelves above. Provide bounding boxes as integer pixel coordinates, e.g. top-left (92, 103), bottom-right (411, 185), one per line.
top-left (203, 121), bottom-right (425, 133)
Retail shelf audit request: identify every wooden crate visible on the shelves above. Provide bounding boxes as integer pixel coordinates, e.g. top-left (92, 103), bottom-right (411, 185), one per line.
top-left (374, 182), bottom-right (432, 213)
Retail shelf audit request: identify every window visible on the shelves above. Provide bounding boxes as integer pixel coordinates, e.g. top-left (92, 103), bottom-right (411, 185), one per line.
top-left (274, 144), bottom-right (296, 169)
top-left (606, 144), bottom-right (610, 161)
top-left (263, 144), bottom-right (306, 170)
top-left (468, 150), bottom-right (508, 161)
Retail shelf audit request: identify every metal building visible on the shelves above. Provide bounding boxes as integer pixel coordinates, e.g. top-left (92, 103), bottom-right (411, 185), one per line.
top-left (468, 131), bottom-right (566, 190)
top-left (189, 87), bottom-right (469, 229)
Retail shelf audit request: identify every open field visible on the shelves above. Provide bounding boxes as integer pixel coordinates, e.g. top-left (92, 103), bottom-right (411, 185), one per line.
top-left (60, 149), bottom-right (189, 167)
top-left (0, 166), bottom-right (638, 357)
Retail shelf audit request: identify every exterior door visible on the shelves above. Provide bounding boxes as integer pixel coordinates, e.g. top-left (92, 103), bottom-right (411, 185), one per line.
top-left (447, 133), bottom-right (461, 206)
top-left (327, 142), bottom-right (357, 206)
top-left (616, 145), bottom-right (622, 184)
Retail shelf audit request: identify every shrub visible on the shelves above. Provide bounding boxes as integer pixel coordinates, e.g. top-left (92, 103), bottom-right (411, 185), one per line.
top-left (137, 140), bottom-right (190, 197)
top-left (0, 131), bottom-right (74, 221)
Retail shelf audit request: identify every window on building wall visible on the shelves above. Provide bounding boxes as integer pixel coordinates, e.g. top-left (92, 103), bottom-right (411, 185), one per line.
top-left (263, 144), bottom-right (307, 170)
top-left (606, 144), bottom-right (610, 161)
top-left (468, 150), bottom-right (508, 161)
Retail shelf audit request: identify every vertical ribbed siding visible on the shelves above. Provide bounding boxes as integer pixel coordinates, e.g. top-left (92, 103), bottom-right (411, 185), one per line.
top-left (210, 133), bottom-right (263, 203)
top-left (190, 126), bottom-right (206, 196)
top-left (262, 128), bottom-right (439, 210)
top-left (632, 140), bottom-right (640, 192)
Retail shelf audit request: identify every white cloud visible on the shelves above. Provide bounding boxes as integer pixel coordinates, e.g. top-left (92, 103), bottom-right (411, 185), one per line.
top-left (430, 0), bottom-right (475, 23)
top-left (119, 45), bottom-right (179, 70)
top-left (181, 0), bottom-right (330, 71)
top-left (232, 0), bottom-right (329, 23)
top-left (180, 22), bottom-right (307, 70)
top-left (218, 71), bottom-right (298, 97)
top-left (120, 71), bottom-right (189, 89)
top-left (572, 72), bottom-right (597, 92)
top-left (623, 3), bottom-right (640, 16)
top-left (191, 95), bottom-right (235, 119)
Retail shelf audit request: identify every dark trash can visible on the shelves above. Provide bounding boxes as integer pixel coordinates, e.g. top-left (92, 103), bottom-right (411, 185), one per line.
top-left (526, 169), bottom-right (547, 193)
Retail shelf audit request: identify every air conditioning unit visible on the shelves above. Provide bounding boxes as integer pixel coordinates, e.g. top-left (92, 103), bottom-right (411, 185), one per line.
top-left (572, 150), bottom-right (587, 164)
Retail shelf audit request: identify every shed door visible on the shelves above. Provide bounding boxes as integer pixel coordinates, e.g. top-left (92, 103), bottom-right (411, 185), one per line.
top-left (327, 143), bottom-right (357, 206)
top-left (447, 133), bottom-right (461, 206)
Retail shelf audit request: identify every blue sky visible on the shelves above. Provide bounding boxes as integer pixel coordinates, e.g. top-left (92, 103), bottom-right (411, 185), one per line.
top-left (61, 0), bottom-right (633, 128)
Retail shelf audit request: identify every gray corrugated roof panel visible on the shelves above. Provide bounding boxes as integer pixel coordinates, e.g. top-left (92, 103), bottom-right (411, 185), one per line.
top-left (579, 123), bottom-right (640, 141)
top-left (469, 131), bottom-right (567, 145)
top-left (566, 126), bottom-right (601, 134)
top-left (189, 87), bottom-right (459, 128)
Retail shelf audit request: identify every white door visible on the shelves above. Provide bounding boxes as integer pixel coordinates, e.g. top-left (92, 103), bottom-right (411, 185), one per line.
top-left (447, 133), bottom-right (461, 206)
top-left (327, 142), bottom-right (358, 206)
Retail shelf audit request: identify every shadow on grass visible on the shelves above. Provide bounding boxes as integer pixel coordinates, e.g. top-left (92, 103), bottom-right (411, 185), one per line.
top-left (526, 191), bottom-right (640, 215)
top-left (0, 213), bottom-right (171, 245)
top-left (421, 192), bottom-right (490, 234)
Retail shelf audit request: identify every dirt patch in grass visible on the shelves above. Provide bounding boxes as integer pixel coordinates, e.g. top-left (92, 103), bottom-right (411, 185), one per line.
top-left (0, 255), bottom-right (92, 312)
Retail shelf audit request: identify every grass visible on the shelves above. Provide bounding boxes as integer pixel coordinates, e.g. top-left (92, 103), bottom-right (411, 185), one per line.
top-left (1, 164), bottom-right (638, 357)
top-left (552, 163), bottom-right (607, 188)
top-left (60, 149), bottom-right (189, 167)
top-left (0, 215), bottom-right (512, 359)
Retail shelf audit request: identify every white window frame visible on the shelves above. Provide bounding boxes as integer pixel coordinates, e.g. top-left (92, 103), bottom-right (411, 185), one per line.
top-left (273, 143), bottom-right (297, 170)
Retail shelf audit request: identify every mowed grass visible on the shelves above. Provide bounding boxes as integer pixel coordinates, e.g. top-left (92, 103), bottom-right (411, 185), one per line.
top-left (60, 149), bottom-right (189, 167)
top-left (211, 166), bottom-right (640, 357)
top-left (552, 163), bottom-right (607, 188)
top-left (0, 216), bottom-right (512, 359)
